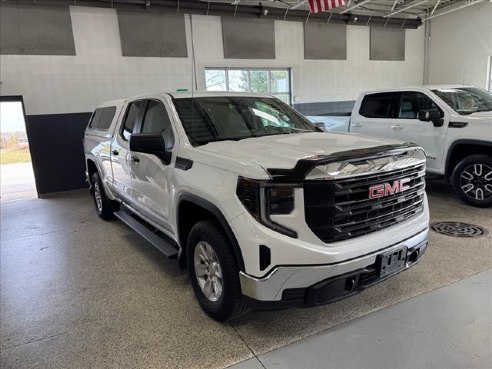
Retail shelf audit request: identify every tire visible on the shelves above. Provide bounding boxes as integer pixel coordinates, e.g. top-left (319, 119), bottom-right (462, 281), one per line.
top-left (186, 220), bottom-right (248, 321)
top-left (450, 154), bottom-right (492, 208)
top-left (90, 172), bottom-right (115, 220)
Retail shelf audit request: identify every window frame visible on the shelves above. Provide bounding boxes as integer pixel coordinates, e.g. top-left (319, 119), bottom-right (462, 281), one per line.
top-left (358, 92), bottom-right (400, 119)
top-left (120, 99), bottom-right (146, 142)
top-left (88, 106), bottom-right (117, 131)
top-left (395, 91), bottom-right (444, 120)
top-left (205, 67), bottom-right (292, 104)
top-left (138, 98), bottom-right (176, 150)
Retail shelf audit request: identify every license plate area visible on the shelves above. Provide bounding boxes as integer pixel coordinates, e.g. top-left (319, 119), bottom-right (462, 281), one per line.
top-left (378, 246), bottom-right (407, 277)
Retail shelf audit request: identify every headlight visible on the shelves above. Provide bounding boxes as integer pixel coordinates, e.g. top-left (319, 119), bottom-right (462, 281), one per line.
top-left (236, 177), bottom-right (298, 238)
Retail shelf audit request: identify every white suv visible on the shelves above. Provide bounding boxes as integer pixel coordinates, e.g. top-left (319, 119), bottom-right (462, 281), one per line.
top-left (84, 92), bottom-right (429, 321)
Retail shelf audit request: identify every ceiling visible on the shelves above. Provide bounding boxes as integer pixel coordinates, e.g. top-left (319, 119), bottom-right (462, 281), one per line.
top-left (204, 0), bottom-right (486, 20)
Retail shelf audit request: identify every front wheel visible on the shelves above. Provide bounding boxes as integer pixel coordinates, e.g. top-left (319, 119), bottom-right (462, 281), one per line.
top-left (186, 221), bottom-right (248, 321)
top-left (451, 155), bottom-right (492, 208)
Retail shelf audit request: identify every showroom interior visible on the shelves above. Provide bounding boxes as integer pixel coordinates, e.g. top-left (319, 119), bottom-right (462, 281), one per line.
top-left (0, 0), bottom-right (491, 368)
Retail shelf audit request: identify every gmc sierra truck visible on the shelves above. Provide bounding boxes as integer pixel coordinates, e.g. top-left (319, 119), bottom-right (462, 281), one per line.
top-left (84, 92), bottom-right (429, 321)
top-left (310, 85), bottom-right (492, 207)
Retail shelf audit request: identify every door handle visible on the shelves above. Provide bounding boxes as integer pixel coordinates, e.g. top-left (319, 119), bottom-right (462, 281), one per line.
top-left (391, 125), bottom-right (404, 130)
top-left (352, 122), bottom-right (362, 128)
top-left (131, 155), bottom-right (140, 163)
top-left (112, 150), bottom-right (119, 156)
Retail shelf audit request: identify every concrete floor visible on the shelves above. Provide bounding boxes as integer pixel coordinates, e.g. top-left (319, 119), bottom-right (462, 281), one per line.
top-left (230, 270), bottom-right (492, 369)
top-left (1, 180), bottom-right (491, 369)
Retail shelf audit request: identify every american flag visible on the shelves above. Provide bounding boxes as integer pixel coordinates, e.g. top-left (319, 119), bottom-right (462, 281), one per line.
top-left (308, 0), bottom-right (346, 14)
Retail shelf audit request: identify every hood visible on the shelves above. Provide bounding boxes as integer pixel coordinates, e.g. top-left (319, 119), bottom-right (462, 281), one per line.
top-left (466, 111), bottom-right (492, 120)
top-left (197, 132), bottom-right (405, 170)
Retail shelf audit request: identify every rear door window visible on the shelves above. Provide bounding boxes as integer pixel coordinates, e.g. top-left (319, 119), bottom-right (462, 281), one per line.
top-left (88, 106), bottom-right (116, 130)
top-left (359, 93), bottom-right (400, 118)
top-left (121, 101), bottom-right (145, 140)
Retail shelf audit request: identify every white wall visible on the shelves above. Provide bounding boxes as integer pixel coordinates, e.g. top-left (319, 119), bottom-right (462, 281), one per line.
top-left (0, 5), bottom-right (424, 115)
top-left (428, 2), bottom-right (492, 88)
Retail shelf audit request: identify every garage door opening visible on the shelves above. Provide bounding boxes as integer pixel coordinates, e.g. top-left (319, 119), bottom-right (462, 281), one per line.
top-left (0, 98), bottom-right (37, 201)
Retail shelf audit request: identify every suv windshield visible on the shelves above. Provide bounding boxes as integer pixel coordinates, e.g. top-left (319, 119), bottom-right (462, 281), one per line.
top-left (173, 96), bottom-right (317, 146)
top-left (432, 87), bottom-right (492, 115)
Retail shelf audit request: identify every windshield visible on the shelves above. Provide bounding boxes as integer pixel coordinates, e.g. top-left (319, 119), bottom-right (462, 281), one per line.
top-left (432, 87), bottom-right (492, 115)
top-left (173, 96), bottom-right (318, 146)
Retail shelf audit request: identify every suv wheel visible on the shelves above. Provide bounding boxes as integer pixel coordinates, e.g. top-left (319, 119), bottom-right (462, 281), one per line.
top-left (186, 220), bottom-right (248, 321)
top-left (451, 154), bottom-right (492, 208)
top-left (91, 172), bottom-right (115, 220)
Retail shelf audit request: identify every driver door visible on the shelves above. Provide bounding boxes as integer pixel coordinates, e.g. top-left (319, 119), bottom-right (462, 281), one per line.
top-left (389, 91), bottom-right (448, 172)
top-left (130, 99), bottom-right (176, 233)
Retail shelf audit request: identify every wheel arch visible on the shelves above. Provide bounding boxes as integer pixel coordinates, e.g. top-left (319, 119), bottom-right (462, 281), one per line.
top-left (176, 193), bottom-right (245, 272)
top-left (445, 140), bottom-right (492, 179)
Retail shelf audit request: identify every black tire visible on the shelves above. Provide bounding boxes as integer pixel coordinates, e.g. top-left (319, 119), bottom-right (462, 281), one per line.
top-left (186, 220), bottom-right (248, 321)
top-left (90, 172), bottom-right (116, 220)
top-left (450, 154), bottom-right (492, 208)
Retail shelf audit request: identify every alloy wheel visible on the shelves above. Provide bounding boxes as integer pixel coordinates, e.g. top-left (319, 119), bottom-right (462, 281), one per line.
top-left (193, 241), bottom-right (223, 302)
top-left (460, 164), bottom-right (492, 201)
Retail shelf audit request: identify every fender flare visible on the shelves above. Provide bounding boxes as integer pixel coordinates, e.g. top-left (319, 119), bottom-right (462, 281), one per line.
top-left (177, 193), bottom-right (245, 272)
top-left (445, 139), bottom-right (492, 177)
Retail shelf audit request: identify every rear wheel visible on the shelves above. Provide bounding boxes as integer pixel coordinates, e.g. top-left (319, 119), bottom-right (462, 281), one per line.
top-left (91, 172), bottom-right (115, 220)
top-left (186, 220), bottom-right (248, 321)
top-left (451, 155), bottom-right (492, 208)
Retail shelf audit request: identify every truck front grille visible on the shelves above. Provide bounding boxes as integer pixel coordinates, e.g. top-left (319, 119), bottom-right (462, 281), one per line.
top-left (304, 163), bottom-right (425, 243)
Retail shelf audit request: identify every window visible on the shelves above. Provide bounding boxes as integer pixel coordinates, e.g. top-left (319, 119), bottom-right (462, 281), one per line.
top-left (432, 87), bottom-right (492, 116)
top-left (141, 100), bottom-right (175, 149)
top-left (88, 106), bottom-right (116, 130)
top-left (359, 93), bottom-right (400, 118)
top-left (205, 68), bottom-right (291, 104)
top-left (173, 96), bottom-right (316, 146)
top-left (121, 101), bottom-right (145, 140)
top-left (398, 92), bottom-right (442, 119)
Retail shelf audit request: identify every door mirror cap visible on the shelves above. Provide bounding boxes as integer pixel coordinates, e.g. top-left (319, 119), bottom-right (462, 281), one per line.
top-left (129, 133), bottom-right (171, 164)
top-left (314, 122), bottom-right (326, 131)
top-left (417, 109), bottom-right (443, 127)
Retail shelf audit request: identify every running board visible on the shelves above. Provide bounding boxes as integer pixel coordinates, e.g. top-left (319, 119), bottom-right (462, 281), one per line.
top-left (114, 210), bottom-right (178, 259)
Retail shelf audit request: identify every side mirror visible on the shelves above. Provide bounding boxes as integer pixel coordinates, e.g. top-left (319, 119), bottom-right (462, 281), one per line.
top-left (130, 133), bottom-right (171, 164)
top-left (417, 109), bottom-right (443, 127)
top-left (314, 122), bottom-right (326, 131)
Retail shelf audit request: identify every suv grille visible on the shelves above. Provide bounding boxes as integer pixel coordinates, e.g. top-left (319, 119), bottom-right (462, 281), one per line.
top-left (304, 163), bottom-right (425, 243)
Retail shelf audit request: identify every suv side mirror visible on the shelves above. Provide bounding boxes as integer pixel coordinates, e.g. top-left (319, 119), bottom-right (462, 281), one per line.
top-left (417, 109), bottom-right (443, 127)
top-left (314, 122), bottom-right (326, 131)
top-left (130, 133), bottom-right (171, 164)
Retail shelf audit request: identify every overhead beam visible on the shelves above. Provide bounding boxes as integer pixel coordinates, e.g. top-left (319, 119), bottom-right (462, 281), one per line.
top-left (423, 0), bottom-right (483, 21)
top-left (383, 0), bottom-right (428, 18)
top-left (340, 0), bottom-right (372, 14)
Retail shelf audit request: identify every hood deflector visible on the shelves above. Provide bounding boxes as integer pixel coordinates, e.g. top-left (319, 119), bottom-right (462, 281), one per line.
top-left (266, 142), bottom-right (421, 183)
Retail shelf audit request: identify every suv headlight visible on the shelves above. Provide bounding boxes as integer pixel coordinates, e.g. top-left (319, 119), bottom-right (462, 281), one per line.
top-left (236, 177), bottom-right (298, 238)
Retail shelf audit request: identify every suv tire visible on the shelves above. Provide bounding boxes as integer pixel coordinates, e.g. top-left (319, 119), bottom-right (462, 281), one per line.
top-left (186, 220), bottom-right (248, 321)
top-left (91, 172), bottom-right (116, 220)
top-left (451, 154), bottom-right (492, 208)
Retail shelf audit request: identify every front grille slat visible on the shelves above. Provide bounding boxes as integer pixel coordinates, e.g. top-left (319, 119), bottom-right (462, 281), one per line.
top-left (304, 162), bottom-right (425, 243)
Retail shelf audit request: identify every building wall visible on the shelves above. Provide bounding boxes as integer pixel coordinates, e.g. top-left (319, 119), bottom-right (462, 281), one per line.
top-left (428, 2), bottom-right (492, 88)
top-left (0, 5), bottom-right (425, 116)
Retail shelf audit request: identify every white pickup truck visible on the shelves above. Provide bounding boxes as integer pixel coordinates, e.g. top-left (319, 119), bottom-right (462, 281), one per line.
top-left (84, 92), bottom-right (429, 321)
top-left (310, 86), bottom-right (492, 207)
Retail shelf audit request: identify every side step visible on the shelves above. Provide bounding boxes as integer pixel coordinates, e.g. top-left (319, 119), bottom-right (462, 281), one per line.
top-left (114, 210), bottom-right (178, 259)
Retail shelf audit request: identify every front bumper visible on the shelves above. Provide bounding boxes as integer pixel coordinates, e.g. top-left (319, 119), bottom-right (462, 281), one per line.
top-left (240, 228), bottom-right (428, 307)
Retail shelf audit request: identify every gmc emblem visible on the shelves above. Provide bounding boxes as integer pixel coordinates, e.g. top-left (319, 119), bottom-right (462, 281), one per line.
top-left (369, 178), bottom-right (411, 199)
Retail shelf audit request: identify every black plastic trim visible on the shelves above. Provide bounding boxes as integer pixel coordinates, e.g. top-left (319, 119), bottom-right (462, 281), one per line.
top-left (175, 156), bottom-right (193, 170)
top-left (177, 193), bottom-right (245, 271)
top-left (445, 139), bottom-right (492, 177)
top-left (267, 142), bottom-right (419, 182)
top-left (449, 121), bottom-right (468, 128)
